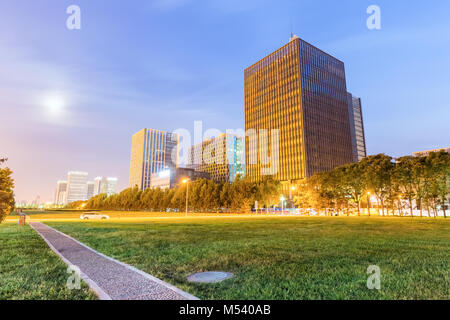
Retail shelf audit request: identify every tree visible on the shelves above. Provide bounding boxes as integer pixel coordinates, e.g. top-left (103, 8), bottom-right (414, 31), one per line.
top-left (0, 158), bottom-right (15, 223)
top-left (395, 156), bottom-right (416, 217)
top-left (426, 151), bottom-right (450, 218)
top-left (361, 154), bottom-right (395, 216)
top-left (343, 162), bottom-right (367, 216)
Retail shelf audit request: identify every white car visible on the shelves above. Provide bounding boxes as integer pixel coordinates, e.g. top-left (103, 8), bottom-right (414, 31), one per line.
top-left (80, 212), bottom-right (110, 220)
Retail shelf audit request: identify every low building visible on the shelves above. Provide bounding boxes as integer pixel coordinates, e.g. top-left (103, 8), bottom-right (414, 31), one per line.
top-left (150, 167), bottom-right (210, 190)
top-left (413, 147), bottom-right (450, 157)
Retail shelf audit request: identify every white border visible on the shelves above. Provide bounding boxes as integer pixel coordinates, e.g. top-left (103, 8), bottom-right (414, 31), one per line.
top-left (29, 222), bottom-right (199, 301)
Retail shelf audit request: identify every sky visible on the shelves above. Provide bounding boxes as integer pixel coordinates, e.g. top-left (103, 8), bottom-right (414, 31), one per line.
top-left (1, 0), bottom-right (449, 203)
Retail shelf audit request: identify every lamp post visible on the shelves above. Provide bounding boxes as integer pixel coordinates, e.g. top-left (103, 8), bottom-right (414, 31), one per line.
top-left (367, 192), bottom-right (371, 217)
top-left (182, 178), bottom-right (190, 217)
top-left (280, 195), bottom-right (285, 215)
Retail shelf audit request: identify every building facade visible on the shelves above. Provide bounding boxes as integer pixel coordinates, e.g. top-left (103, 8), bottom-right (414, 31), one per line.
top-left (66, 171), bottom-right (88, 203)
top-left (188, 133), bottom-right (244, 183)
top-left (129, 129), bottom-right (179, 190)
top-left (347, 93), bottom-right (367, 162)
top-left (54, 181), bottom-right (67, 205)
top-left (244, 36), bottom-right (354, 183)
top-left (87, 181), bottom-right (95, 200)
top-left (150, 167), bottom-right (210, 190)
top-left (413, 147), bottom-right (450, 157)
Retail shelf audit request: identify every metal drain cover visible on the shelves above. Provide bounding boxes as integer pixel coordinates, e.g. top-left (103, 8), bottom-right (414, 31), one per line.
top-left (187, 272), bottom-right (233, 283)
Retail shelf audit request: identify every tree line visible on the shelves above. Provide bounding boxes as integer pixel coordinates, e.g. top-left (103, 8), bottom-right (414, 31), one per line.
top-left (75, 176), bottom-right (280, 213)
top-left (68, 151), bottom-right (449, 217)
top-left (294, 152), bottom-right (450, 218)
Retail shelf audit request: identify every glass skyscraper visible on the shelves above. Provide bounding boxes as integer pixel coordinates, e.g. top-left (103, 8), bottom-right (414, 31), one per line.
top-left (245, 35), bottom-right (354, 183)
top-left (347, 93), bottom-right (367, 162)
top-left (129, 129), bottom-right (179, 190)
top-left (188, 133), bottom-right (244, 183)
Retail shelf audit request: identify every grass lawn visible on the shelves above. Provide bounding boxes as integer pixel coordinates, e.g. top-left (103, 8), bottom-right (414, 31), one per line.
top-left (46, 216), bottom-right (450, 300)
top-left (0, 223), bottom-right (97, 300)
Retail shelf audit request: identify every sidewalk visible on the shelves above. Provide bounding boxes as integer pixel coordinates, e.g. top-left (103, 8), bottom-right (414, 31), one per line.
top-left (29, 222), bottom-right (198, 300)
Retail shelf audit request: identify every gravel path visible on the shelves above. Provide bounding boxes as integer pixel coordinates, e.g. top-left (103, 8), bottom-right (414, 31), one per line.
top-left (29, 222), bottom-right (198, 300)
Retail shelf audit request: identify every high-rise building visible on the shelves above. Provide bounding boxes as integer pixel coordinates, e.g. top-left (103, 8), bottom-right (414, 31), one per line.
top-left (347, 93), bottom-right (367, 162)
top-left (100, 177), bottom-right (118, 196)
top-left (244, 35), bottom-right (354, 183)
top-left (54, 181), bottom-right (67, 205)
top-left (93, 177), bottom-right (102, 196)
top-left (188, 133), bottom-right (245, 183)
top-left (93, 176), bottom-right (118, 196)
top-left (66, 171), bottom-right (88, 203)
top-left (129, 129), bottom-right (179, 190)
top-left (87, 181), bottom-right (95, 199)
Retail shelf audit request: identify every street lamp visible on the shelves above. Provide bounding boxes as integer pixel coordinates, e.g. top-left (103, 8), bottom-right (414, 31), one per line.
top-left (367, 192), bottom-right (371, 217)
top-left (280, 195), bottom-right (285, 215)
top-left (182, 178), bottom-right (190, 217)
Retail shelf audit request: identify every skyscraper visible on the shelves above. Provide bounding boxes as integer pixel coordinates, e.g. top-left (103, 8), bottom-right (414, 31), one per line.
top-left (129, 129), bottom-right (179, 190)
top-left (244, 35), bottom-right (354, 183)
top-left (54, 181), bottom-right (67, 205)
top-left (347, 93), bottom-right (367, 162)
top-left (188, 133), bottom-right (245, 183)
top-left (87, 181), bottom-right (95, 200)
top-left (66, 171), bottom-right (88, 203)
top-left (100, 177), bottom-right (118, 196)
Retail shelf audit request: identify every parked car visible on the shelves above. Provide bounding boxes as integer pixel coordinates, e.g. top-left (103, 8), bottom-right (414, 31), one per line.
top-left (80, 212), bottom-right (110, 220)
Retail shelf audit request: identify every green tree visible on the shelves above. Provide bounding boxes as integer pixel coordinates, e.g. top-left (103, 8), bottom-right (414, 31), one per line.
top-left (0, 158), bottom-right (15, 223)
top-left (361, 154), bottom-right (395, 216)
top-left (395, 156), bottom-right (417, 216)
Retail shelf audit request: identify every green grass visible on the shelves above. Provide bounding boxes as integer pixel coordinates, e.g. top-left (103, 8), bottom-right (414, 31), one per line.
top-left (46, 217), bottom-right (450, 300)
top-left (0, 223), bottom-right (97, 300)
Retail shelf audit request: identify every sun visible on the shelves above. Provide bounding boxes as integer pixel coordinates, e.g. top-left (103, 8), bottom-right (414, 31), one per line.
top-left (44, 95), bottom-right (65, 116)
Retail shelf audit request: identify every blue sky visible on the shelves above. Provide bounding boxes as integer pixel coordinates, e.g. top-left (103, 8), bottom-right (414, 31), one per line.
top-left (1, 0), bottom-right (449, 202)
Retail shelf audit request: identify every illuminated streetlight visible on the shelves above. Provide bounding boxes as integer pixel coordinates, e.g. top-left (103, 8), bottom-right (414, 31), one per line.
top-left (280, 195), bottom-right (285, 215)
top-left (182, 178), bottom-right (190, 217)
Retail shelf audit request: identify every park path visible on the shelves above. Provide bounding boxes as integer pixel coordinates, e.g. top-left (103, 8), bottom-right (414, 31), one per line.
top-left (29, 222), bottom-right (199, 300)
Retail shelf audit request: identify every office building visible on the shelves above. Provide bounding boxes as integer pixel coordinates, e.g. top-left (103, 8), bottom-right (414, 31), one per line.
top-left (150, 167), bottom-right (210, 190)
top-left (54, 181), bottom-right (67, 205)
top-left (87, 181), bottom-right (95, 199)
top-left (188, 133), bottom-right (245, 183)
top-left (244, 35), bottom-right (354, 183)
top-left (347, 93), bottom-right (367, 162)
top-left (100, 177), bottom-right (118, 196)
top-left (66, 171), bottom-right (88, 203)
top-left (129, 129), bottom-right (179, 190)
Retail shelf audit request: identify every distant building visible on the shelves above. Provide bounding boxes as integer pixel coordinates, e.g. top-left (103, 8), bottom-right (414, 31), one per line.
top-left (54, 181), bottom-right (67, 205)
top-left (93, 177), bottom-right (102, 196)
top-left (66, 171), bottom-right (88, 203)
top-left (347, 93), bottom-right (367, 162)
top-left (413, 147), bottom-right (450, 157)
top-left (188, 133), bottom-right (244, 183)
top-left (129, 129), bottom-right (179, 190)
top-left (245, 35), bottom-right (354, 183)
top-left (150, 168), bottom-right (210, 190)
top-left (87, 181), bottom-right (95, 200)
top-left (100, 177), bottom-right (118, 196)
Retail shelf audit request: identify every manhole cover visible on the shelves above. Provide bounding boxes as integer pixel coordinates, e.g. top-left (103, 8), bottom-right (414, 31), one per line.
top-left (187, 272), bottom-right (233, 283)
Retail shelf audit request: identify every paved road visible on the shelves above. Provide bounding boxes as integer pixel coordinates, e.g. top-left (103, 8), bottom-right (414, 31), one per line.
top-left (29, 222), bottom-right (198, 300)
